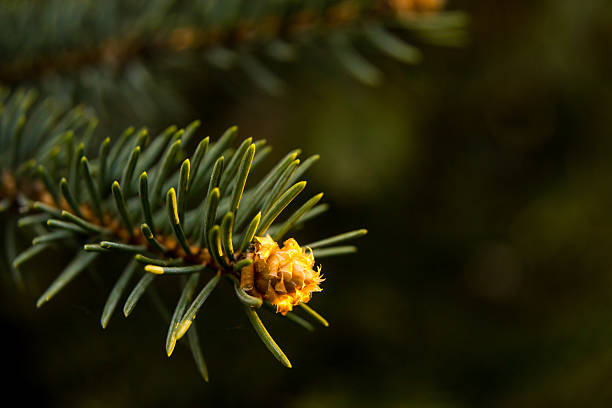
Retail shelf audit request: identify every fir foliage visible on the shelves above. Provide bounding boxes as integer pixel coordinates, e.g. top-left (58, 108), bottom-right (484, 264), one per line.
top-left (0, 0), bottom-right (467, 101)
top-left (0, 0), bottom-right (467, 387)
top-left (0, 87), bottom-right (367, 380)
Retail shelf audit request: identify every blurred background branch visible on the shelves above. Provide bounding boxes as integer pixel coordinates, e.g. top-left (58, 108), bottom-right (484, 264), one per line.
top-left (0, 0), bottom-right (466, 132)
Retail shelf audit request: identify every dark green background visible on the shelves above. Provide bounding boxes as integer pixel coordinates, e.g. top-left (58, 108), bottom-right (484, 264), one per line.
top-left (4, 0), bottom-right (612, 406)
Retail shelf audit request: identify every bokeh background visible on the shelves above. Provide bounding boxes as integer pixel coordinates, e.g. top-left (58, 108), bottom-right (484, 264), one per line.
top-left (3, 0), bottom-right (612, 406)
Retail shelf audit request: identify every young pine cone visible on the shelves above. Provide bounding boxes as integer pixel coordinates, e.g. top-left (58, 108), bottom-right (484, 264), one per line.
top-left (240, 235), bottom-right (323, 315)
top-left (388, 0), bottom-right (446, 15)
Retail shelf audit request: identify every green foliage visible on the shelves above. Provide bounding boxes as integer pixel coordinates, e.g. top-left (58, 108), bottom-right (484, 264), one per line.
top-left (0, 0), bottom-right (465, 394)
top-left (0, 87), bottom-right (367, 381)
top-left (0, 0), bottom-right (466, 131)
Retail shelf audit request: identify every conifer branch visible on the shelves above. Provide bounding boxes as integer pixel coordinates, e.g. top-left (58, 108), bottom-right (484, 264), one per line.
top-left (0, 0), bottom-right (466, 91)
top-left (0, 87), bottom-right (368, 381)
